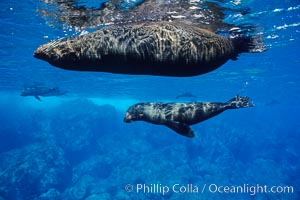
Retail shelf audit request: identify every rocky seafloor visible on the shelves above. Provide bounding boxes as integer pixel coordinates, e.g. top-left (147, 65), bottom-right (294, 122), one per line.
top-left (0, 98), bottom-right (298, 200)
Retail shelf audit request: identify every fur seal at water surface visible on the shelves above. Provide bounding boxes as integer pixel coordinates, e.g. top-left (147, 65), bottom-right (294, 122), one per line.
top-left (124, 96), bottom-right (253, 138)
top-left (34, 22), bottom-right (266, 77)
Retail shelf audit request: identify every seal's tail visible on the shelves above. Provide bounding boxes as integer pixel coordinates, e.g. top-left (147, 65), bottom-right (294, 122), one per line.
top-left (232, 35), bottom-right (267, 54)
top-left (226, 95), bottom-right (254, 109)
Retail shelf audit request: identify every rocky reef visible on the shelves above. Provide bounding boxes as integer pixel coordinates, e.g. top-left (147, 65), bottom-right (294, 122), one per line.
top-left (0, 98), bottom-right (298, 199)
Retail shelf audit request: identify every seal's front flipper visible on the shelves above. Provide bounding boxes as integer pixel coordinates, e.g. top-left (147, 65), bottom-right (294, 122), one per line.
top-left (165, 120), bottom-right (194, 138)
top-left (34, 96), bottom-right (42, 101)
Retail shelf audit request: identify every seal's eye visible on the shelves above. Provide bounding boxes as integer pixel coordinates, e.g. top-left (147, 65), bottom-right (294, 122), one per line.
top-left (53, 54), bottom-right (60, 61)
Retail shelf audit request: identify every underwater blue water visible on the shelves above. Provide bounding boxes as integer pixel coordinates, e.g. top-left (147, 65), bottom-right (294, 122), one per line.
top-left (0, 0), bottom-right (299, 199)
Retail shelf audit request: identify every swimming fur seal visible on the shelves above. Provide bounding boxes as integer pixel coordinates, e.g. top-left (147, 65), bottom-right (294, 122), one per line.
top-left (124, 95), bottom-right (253, 137)
top-left (34, 22), bottom-right (265, 77)
top-left (21, 85), bottom-right (67, 101)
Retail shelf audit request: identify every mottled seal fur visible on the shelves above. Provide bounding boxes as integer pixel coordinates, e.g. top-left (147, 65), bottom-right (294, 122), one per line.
top-left (34, 22), bottom-right (265, 77)
top-left (124, 96), bottom-right (253, 137)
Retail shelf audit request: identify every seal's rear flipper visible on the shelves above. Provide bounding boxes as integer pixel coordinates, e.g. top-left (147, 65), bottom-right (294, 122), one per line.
top-left (226, 95), bottom-right (254, 109)
top-left (165, 120), bottom-right (194, 138)
top-left (232, 35), bottom-right (266, 55)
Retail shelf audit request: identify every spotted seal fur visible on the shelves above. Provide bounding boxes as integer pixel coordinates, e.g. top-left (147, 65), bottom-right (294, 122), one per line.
top-left (124, 95), bottom-right (253, 137)
top-left (34, 22), bottom-right (265, 77)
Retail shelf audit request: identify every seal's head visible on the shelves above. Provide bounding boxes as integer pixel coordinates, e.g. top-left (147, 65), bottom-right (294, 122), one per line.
top-left (20, 87), bottom-right (37, 96)
top-left (123, 104), bottom-right (145, 123)
top-left (34, 38), bottom-right (80, 70)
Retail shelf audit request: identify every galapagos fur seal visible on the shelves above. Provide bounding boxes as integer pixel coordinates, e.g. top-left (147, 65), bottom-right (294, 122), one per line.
top-left (124, 95), bottom-right (253, 137)
top-left (20, 85), bottom-right (67, 101)
top-left (34, 22), bottom-right (265, 77)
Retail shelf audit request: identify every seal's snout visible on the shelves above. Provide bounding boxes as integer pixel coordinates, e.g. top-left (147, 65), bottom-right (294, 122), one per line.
top-left (123, 112), bottom-right (132, 123)
top-left (34, 41), bottom-right (61, 62)
top-left (34, 47), bottom-right (49, 61)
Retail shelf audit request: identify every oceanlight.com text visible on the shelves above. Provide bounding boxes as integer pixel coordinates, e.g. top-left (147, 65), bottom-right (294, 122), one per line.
top-left (124, 183), bottom-right (294, 196)
top-left (208, 183), bottom-right (294, 195)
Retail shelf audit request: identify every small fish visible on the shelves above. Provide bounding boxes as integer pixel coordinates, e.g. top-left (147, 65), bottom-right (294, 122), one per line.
top-left (175, 92), bottom-right (197, 99)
